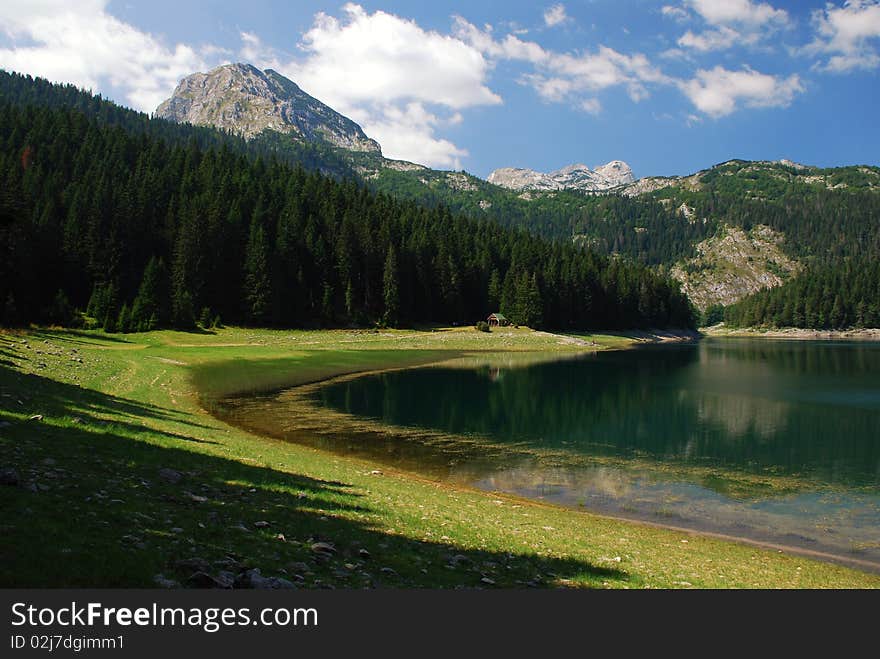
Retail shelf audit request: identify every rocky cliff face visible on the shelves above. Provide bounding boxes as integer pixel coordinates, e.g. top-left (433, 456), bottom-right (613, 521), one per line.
top-left (155, 63), bottom-right (381, 153)
top-left (671, 224), bottom-right (801, 310)
top-left (488, 161), bottom-right (634, 192)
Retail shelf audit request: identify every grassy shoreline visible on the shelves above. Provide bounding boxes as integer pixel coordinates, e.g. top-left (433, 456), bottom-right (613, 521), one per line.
top-left (1, 325), bottom-right (877, 588)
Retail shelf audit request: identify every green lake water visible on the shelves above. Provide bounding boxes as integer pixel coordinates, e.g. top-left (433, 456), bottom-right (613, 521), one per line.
top-left (223, 339), bottom-right (880, 569)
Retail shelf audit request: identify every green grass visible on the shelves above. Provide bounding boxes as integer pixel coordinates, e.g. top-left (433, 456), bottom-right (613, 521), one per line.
top-left (1, 325), bottom-right (877, 589)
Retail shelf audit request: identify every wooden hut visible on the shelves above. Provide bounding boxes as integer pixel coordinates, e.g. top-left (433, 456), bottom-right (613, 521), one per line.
top-left (487, 313), bottom-right (510, 327)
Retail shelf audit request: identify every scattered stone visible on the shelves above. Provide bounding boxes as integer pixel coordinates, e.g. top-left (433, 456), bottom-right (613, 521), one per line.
top-left (235, 568), bottom-right (296, 590)
top-left (380, 567), bottom-right (398, 576)
top-left (186, 571), bottom-right (228, 589)
top-left (175, 557), bottom-right (210, 572)
top-left (28, 415), bottom-right (43, 422)
top-left (480, 577), bottom-right (496, 586)
top-left (370, 470), bottom-right (383, 475)
top-left (70, 417), bottom-right (83, 425)
top-left (358, 548), bottom-right (371, 560)
top-left (275, 534), bottom-right (286, 542)
top-left (215, 571), bottom-right (236, 589)
top-left (449, 554), bottom-right (471, 566)
top-left (311, 542), bottom-right (336, 555)
top-left (153, 574), bottom-right (180, 589)
top-left (0, 421), bottom-right (12, 429)
top-left (254, 520), bottom-right (270, 528)
top-left (170, 527), bottom-right (184, 534)
top-left (158, 468), bottom-right (182, 484)
top-left (185, 493), bottom-right (208, 503)
top-left (288, 561), bottom-right (311, 574)
top-left (0, 468), bottom-right (20, 486)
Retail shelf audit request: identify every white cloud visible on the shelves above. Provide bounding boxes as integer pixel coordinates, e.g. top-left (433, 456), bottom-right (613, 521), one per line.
top-left (249, 4), bottom-right (500, 168)
top-left (0, 0), bottom-right (210, 112)
top-left (678, 26), bottom-right (741, 52)
top-left (579, 98), bottom-right (602, 115)
top-left (662, 5), bottom-right (691, 23)
top-left (805, 0), bottom-right (880, 72)
top-left (455, 18), bottom-right (671, 108)
top-left (680, 66), bottom-right (803, 117)
top-left (668, 0), bottom-right (789, 53)
top-left (685, 0), bottom-right (788, 27)
top-left (544, 4), bottom-right (569, 28)
top-left (354, 102), bottom-right (468, 170)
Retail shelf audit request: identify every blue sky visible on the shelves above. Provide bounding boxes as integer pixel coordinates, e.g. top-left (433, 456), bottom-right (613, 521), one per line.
top-left (2, 1), bottom-right (879, 178)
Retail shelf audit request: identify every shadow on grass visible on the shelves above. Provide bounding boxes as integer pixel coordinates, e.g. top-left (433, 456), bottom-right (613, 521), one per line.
top-left (0, 360), bottom-right (629, 589)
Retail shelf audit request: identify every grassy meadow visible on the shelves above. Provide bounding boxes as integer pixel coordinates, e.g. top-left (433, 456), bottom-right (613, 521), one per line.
top-left (1, 325), bottom-right (877, 589)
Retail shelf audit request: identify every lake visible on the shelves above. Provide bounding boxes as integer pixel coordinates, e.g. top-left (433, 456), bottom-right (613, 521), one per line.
top-left (218, 338), bottom-right (880, 570)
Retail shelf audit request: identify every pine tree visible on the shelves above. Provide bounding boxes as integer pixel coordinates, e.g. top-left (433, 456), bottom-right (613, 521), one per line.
top-left (131, 256), bottom-right (167, 331)
top-left (244, 216), bottom-right (271, 324)
top-left (382, 245), bottom-right (400, 327)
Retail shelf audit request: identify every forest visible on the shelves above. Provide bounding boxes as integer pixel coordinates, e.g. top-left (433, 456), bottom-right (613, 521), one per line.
top-left (723, 259), bottom-right (880, 329)
top-left (0, 71), bottom-right (694, 332)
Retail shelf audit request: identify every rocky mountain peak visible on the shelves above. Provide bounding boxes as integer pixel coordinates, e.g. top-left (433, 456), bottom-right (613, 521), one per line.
top-left (488, 160), bottom-right (634, 193)
top-left (155, 63), bottom-right (381, 153)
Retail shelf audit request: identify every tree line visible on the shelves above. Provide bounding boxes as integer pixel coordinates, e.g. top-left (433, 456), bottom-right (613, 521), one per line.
top-left (0, 72), bottom-right (694, 331)
top-left (723, 259), bottom-right (880, 330)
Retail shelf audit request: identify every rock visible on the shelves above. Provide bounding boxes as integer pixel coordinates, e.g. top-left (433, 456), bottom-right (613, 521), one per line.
top-left (28, 414), bottom-right (43, 422)
top-left (174, 557), bottom-right (210, 572)
top-left (70, 417), bottom-right (83, 424)
top-left (0, 468), bottom-right (20, 486)
top-left (380, 567), bottom-right (398, 576)
top-left (0, 421), bottom-right (12, 429)
top-left (488, 161), bottom-right (633, 193)
top-left (158, 468), bottom-right (182, 484)
top-left (235, 568), bottom-right (296, 590)
top-left (311, 542), bottom-right (336, 555)
top-left (153, 574), bottom-right (180, 589)
top-left (156, 63), bottom-right (381, 153)
top-left (186, 493), bottom-right (207, 503)
top-left (253, 520), bottom-right (270, 528)
top-left (358, 548), bottom-right (371, 560)
top-left (186, 571), bottom-right (228, 589)
top-left (170, 527), bottom-right (184, 534)
top-left (288, 561), bottom-right (311, 574)
top-left (480, 577), bottom-right (496, 585)
top-left (215, 571), bottom-right (236, 589)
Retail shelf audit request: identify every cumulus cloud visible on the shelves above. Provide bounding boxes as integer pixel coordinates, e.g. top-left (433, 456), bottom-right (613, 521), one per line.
top-left (0, 0), bottom-right (210, 112)
top-left (685, 0), bottom-right (788, 27)
top-left (666, 0), bottom-right (789, 53)
top-left (805, 0), bottom-right (880, 72)
top-left (661, 5), bottom-right (691, 23)
top-left (454, 18), bottom-right (671, 109)
top-left (680, 65), bottom-right (803, 117)
top-left (247, 4), bottom-right (500, 168)
top-left (543, 4), bottom-right (569, 28)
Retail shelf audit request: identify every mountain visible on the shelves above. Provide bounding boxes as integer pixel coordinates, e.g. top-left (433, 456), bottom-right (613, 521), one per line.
top-left (155, 63), bottom-right (381, 153)
top-left (488, 161), bottom-right (634, 192)
top-left (0, 69), bottom-right (695, 331)
top-left (151, 65), bottom-right (880, 319)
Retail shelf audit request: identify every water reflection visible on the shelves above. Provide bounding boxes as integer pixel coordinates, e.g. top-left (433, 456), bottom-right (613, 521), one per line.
top-left (314, 340), bottom-right (880, 486)
top-left (219, 339), bottom-right (880, 569)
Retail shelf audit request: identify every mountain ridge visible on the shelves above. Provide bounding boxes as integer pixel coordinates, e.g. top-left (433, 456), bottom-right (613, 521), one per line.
top-left (488, 161), bottom-right (634, 192)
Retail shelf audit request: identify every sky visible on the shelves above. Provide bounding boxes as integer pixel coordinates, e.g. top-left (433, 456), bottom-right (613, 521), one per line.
top-left (1, 1), bottom-right (879, 178)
